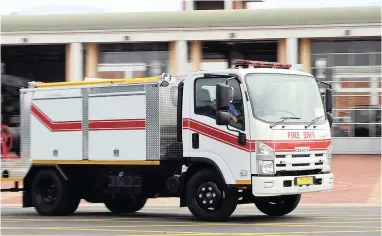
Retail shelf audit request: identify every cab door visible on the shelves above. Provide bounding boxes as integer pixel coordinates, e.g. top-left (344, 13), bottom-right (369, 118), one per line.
top-left (185, 74), bottom-right (253, 185)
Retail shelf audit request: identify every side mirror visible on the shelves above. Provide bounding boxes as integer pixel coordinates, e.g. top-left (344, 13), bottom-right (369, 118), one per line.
top-left (216, 111), bottom-right (231, 126)
top-left (326, 112), bottom-right (333, 128)
top-left (216, 83), bottom-right (230, 110)
top-left (238, 132), bottom-right (246, 145)
top-left (325, 88), bottom-right (333, 113)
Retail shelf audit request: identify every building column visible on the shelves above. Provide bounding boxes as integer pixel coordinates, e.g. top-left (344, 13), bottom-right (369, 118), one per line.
top-left (190, 41), bottom-right (202, 72)
top-left (299, 38), bottom-right (312, 73)
top-left (225, 0), bottom-right (233, 9)
top-left (170, 40), bottom-right (188, 76)
top-left (85, 43), bottom-right (99, 78)
top-left (277, 39), bottom-right (286, 64)
top-left (286, 38), bottom-right (298, 65)
top-left (185, 0), bottom-right (194, 10)
top-left (233, 0), bottom-right (245, 9)
top-left (169, 41), bottom-right (177, 75)
top-left (371, 77), bottom-right (379, 105)
top-left (65, 42), bottom-right (83, 82)
top-left (65, 44), bottom-right (71, 82)
top-left (176, 40), bottom-right (188, 75)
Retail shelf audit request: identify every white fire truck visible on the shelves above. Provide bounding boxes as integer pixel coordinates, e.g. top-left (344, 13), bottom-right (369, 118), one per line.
top-left (1, 60), bottom-right (334, 221)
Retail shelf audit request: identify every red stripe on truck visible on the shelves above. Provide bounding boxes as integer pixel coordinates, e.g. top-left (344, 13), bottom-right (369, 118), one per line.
top-left (183, 118), bottom-right (330, 152)
top-left (183, 118), bottom-right (254, 152)
top-left (31, 104), bottom-right (146, 132)
top-left (262, 140), bottom-right (331, 152)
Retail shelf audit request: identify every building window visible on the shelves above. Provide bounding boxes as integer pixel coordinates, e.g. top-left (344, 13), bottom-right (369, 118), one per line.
top-left (311, 37), bottom-right (382, 137)
top-left (98, 43), bottom-right (170, 79)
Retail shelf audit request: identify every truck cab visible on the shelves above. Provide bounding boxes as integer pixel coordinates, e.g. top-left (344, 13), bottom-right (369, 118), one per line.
top-left (179, 60), bottom-right (334, 219)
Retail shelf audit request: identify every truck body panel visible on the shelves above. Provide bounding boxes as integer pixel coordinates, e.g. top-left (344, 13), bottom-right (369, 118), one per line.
top-left (1, 77), bottom-right (182, 180)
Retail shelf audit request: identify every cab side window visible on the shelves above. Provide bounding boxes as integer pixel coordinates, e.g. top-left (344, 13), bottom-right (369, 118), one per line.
top-left (194, 77), bottom-right (245, 130)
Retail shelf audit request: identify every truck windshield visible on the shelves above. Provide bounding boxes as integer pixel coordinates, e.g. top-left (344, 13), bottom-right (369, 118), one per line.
top-left (244, 73), bottom-right (326, 125)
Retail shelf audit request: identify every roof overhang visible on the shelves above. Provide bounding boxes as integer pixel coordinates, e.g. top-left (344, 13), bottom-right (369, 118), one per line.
top-left (1, 24), bottom-right (380, 45)
top-left (1, 6), bottom-right (380, 45)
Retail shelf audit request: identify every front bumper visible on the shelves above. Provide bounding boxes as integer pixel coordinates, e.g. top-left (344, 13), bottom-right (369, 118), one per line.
top-left (252, 173), bottom-right (333, 197)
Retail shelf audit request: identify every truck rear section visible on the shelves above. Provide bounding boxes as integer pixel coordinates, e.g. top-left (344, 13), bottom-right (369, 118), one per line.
top-left (2, 75), bottom-right (186, 216)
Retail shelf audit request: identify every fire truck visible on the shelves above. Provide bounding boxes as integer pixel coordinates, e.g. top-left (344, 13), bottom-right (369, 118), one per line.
top-left (1, 60), bottom-right (334, 221)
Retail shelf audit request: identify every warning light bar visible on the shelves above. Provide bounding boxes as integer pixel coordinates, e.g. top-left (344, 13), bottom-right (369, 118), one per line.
top-left (232, 60), bottom-right (292, 69)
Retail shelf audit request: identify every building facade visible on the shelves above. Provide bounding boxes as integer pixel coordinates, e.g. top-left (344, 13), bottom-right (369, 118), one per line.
top-left (1, 1), bottom-right (381, 154)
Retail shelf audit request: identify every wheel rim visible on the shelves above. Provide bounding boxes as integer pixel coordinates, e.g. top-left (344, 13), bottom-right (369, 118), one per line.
top-left (194, 181), bottom-right (223, 211)
top-left (36, 176), bottom-right (57, 207)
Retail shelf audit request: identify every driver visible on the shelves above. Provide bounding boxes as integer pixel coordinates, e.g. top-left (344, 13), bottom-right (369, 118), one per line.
top-left (228, 86), bottom-right (239, 122)
top-left (211, 86), bottom-right (240, 123)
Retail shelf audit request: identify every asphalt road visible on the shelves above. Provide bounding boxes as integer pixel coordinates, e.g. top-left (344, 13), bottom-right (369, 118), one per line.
top-left (1, 203), bottom-right (381, 236)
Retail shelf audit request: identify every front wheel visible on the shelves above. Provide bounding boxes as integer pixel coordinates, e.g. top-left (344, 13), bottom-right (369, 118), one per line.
top-left (185, 169), bottom-right (238, 221)
top-left (254, 194), bottom-right (301, 217)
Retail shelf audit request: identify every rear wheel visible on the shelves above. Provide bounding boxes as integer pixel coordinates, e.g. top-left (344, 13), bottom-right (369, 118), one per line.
top-left (31, 169), bottom-right (80, 216)
top-left (185, 169), bottom-right (238, 221)
top-left (104, 195), bottom-right (147, 214)
top-left (254, 194), bottom-right (301, 217)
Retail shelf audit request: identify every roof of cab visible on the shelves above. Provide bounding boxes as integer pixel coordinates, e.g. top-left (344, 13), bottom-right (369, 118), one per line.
top-left (196, 67), bottom-right (314, 78)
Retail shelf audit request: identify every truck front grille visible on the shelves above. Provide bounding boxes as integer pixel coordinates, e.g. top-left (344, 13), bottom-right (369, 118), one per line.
top-left (274, 152), bottom-right (327, 176)
top-left (276, 169), bottom-right (322, 176)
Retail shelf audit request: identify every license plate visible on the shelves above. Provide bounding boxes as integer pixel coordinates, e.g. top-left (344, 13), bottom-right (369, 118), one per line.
top-left (296, 176), bottom-right (313, 185)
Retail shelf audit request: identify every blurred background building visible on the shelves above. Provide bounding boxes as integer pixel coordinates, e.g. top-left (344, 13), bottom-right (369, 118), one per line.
top-left (1, 0), bottom-right (381, 155)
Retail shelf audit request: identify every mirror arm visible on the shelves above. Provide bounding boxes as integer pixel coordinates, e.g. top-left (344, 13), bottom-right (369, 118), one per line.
top-left (226, 125), bottom-right (241, 134)
top-left (319, 81), bottom-right (332, 89)
top-left (225, 76), bottom-right (239, 85)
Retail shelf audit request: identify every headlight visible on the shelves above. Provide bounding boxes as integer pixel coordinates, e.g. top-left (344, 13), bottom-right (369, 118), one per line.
top-left (323, 144), bottom-right (332, 172)
top-left (256, 141), bottom-right (275, 157)
top-left (259, 160), bottom-right (275, 175)
top-left (256, 142), bottom-right (276, 175)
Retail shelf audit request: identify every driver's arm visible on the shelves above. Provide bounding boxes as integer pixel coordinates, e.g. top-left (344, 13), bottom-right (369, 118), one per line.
top-left (229, 103), bottom-right (239, 117)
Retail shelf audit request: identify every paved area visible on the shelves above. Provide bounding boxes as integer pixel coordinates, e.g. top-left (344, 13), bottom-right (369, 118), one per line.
top-left (1, 203), bottom-right (381, 236)
top-left (2, 155), bottom-right (381, 205)
top-left (300, 155), bottom-right (381, 204)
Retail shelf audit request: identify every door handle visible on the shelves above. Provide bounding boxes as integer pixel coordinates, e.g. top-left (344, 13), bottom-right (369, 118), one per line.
top-left (192, 133), bottom-right (199, 149)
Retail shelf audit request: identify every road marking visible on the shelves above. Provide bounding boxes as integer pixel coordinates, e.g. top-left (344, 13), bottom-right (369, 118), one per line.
top-left (1, 203), bottom-right (381, 208)
top-left (0, 234), bottom-right (305, 236)
top-left (1, 226), bottom-right (381, 235)
top-left (368, 178), bottom-right (381, 203)
top-left (40, 224), bottom-right (382, 229)
top-left (2, 220), bottom-right (381, 229)
top-left (2, 217), bottom-right (381, 225)
top-left (0, 227), bottom-right (226, 234)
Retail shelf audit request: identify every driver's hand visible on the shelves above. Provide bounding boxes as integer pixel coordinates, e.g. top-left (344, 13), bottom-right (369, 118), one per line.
top-left (231, 115), bottom-right (237, 122)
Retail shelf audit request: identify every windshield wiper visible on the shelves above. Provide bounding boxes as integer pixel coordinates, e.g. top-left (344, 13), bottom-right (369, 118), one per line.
top-left (270, 116), bottom-right (301, 128)
top-left (305, 115), bottom-right (325, 129)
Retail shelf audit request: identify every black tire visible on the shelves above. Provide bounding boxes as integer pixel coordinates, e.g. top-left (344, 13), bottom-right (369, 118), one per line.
top-left (185, 169), bottom-right (238, 221)
top-left (104, 195), bottom-right (147, 214)
top-left (254, 194), bottom-right (301, 217)
top-left (31, 169), bottom-right (80, 216)
top-left (129, 198), bottom-right (147, 212)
